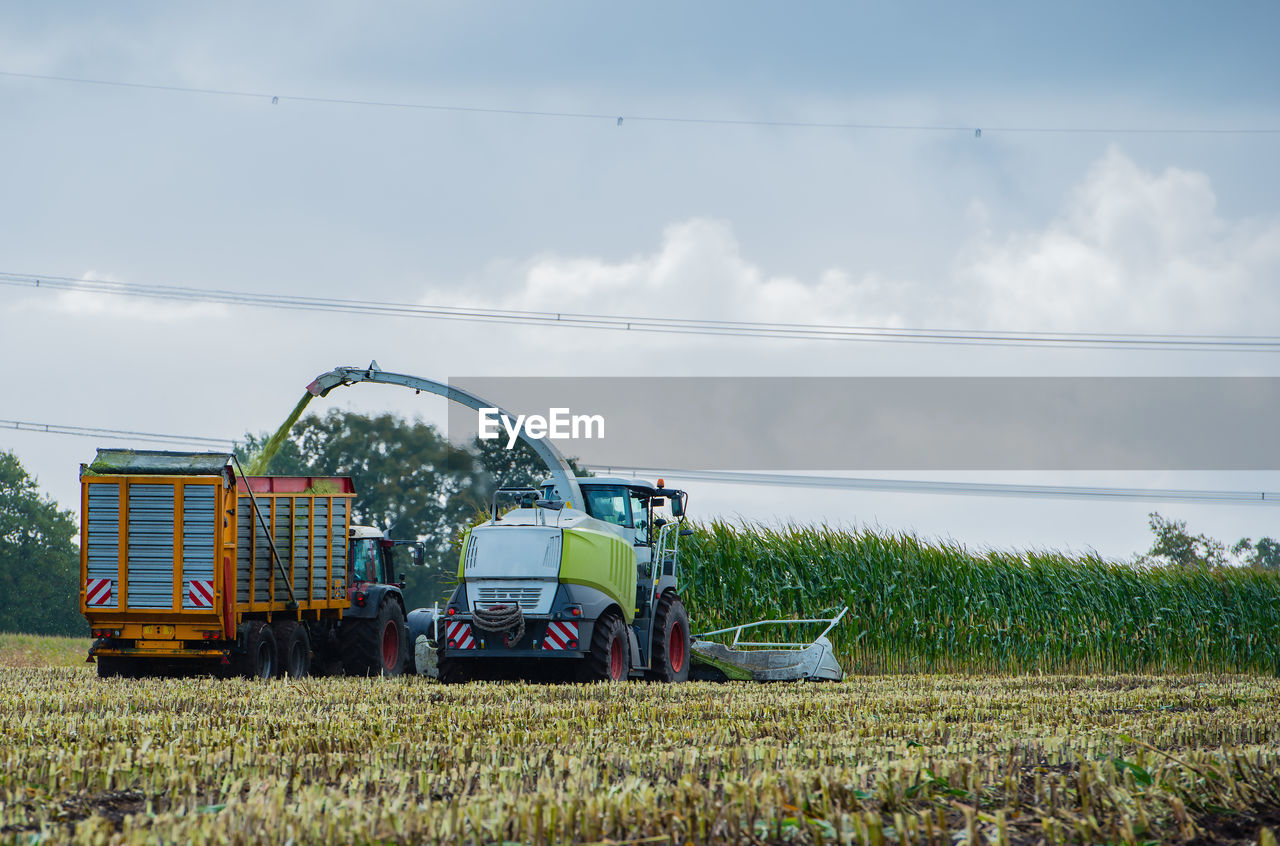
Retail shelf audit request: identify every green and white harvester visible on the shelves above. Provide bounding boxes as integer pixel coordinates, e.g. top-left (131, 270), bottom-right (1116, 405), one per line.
top-left (309, 363), bottom-right (845, 683)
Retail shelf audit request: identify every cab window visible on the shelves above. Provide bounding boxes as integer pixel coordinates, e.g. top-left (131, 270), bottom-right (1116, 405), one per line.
top-left (351, 538), bottom-right (379, 583)
top-left (630, 493), bottom-right (649, 544)
top-left (583, 487), bottom-right (630, 527)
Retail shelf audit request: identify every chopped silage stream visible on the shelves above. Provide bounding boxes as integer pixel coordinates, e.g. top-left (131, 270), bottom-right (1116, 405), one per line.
top-left (244, 392), bottom-right (314, 475)
top-left (3, 670), bottom-right (1279, 844)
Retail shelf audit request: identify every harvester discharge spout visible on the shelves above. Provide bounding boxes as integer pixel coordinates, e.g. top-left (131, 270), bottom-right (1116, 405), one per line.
top-left (305, 364), bottom-right (584, 511)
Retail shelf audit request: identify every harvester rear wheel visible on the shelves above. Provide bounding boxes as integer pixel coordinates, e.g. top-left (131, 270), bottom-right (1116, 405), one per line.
top-left (340, 600), bottom-right (407, 677)
top-left (275, 621), bottom-right (311, 679)
top-left (580, 614), bottom-right (630, 682)
top-left (646, 592), bottom-right (690, 683)
top-left (237, 621), bottom-right (277, 679)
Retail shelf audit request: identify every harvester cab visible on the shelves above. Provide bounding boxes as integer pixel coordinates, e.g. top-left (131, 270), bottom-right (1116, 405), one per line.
top-left (414, 477), bottom-right (692, 683)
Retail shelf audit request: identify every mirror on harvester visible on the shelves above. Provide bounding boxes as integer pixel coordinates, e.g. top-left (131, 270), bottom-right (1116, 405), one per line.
top-left (671, 494), bottom-right (685, 517)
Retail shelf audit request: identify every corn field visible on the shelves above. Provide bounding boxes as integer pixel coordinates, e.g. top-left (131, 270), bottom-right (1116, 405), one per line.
top-left (681, 522), bottom-right (1280, 675)
top-left (3, 669), bottom-right (1279, 844)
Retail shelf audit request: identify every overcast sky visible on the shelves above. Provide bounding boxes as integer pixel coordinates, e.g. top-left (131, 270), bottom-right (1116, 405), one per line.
top-left (2, 2), bottom-right (1278, 560)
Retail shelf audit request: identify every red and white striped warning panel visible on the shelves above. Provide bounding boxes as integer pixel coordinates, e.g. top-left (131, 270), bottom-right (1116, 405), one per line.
top-left (187, 579), bottom-right (215, 608)
top-left (85, 578), bottom-right (113, 607)
top-left (542, 620), bottom-right (579, 650)
top-left (445, 620), bottom-right (476, 650)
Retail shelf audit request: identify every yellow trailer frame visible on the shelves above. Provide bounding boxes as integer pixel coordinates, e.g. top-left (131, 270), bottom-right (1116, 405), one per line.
top-left (81, 463), bottom-right (354, 660)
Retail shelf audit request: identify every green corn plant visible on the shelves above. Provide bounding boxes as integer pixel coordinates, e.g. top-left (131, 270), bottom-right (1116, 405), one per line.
top-left (680, 521), bottom-right (1280, 674)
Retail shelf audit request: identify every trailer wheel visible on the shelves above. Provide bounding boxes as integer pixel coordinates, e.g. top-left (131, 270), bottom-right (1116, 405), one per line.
top-left (238, 621), bottom-right (277, 679)
top-left (275, 621), bottom-right (311, 679)
top-left (341, 600), bottom-right (407, 676)
top-left (95, 655), bottom-right (139, 679)
top-left (307, 625), bottom-right (343, 677)
top-left (580, 613), bottom-right (630, 682)
top-left (646, 592), bottom-right (690, 683)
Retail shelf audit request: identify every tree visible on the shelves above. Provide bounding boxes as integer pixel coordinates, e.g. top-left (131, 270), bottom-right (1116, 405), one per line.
top-left (1232, 536), bottom-right (1280, 570)
top-left (0, 451), bottom-right (84, 635)
top-left (1137, 512), bottom-right (1227, 569)
top-left (240, 411), bottom-right (499, 607)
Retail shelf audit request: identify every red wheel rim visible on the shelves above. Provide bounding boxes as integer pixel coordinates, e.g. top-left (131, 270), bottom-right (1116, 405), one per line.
top-left (609, 633), bottom-right (624, 679)
top-left (669, 623), bottom-right (686, 673)
top-left (382, 621), bottom-right (399, 668)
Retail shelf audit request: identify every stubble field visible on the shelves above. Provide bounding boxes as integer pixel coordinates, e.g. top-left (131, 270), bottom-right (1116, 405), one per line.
top-left (2, 661), bottom-right (1279, 845)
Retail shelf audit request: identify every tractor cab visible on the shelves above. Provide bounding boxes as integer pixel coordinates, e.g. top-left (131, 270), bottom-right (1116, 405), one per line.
top-left (349, 526), bottom-right (393, 585)
top-left (349, 526), bottom-right (426, 585)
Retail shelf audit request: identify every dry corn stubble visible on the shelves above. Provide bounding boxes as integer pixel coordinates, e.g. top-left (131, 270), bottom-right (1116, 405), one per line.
top-left (2, 669), bottom-right (1279, 844)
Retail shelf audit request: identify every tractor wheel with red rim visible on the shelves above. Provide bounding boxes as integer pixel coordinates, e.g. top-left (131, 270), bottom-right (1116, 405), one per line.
top-left (580, 613), bottom-right (631, 682)
top-left (340, 599), bottom-right (407, 676)
top-left (646, 592), bottom-right (690, 683)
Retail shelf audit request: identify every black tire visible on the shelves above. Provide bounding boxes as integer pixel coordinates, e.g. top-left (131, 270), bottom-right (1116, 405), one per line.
top-left (646, 592), bottom-right (691, 683)
top-left (340, 600), bottom-right (407, 676)
top-left (96, 654), bottom-right (138, 679)
top-left (306, 624), bottom-right (343, 677)
top-left (237, 621), bottom-right (277, 679)
top-left (275, 620), bottom-right (311, 679)
top-left (579, 613), bottom-right (631, 682)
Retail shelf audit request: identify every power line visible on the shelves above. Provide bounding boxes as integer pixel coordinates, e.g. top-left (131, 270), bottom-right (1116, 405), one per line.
top-left (5, 418), bottom-right (1276, 506)
top-left (4, 270), bottom-right (1279, 353)
top-left (2, 69), bottom-right (1277, 136)
top-left (585, 466), bottom-right (1280, 506)
top-left (0, 419), bottom-right (236, 450)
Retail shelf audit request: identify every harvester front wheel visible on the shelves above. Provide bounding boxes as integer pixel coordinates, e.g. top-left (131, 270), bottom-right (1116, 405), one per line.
top-left (238, 621), bottom-right (277, 679)
top-left (341, 600), bottom-right (407, 677)
top-left (275, 621), bottom-right (311, 679)
top-left (647, 592), bottom-right (690, 683)
top-left (580, 614), bottom-right (630, 682)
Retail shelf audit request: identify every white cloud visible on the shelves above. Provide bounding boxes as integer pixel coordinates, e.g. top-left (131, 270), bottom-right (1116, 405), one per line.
top-left (956, 147), bottom-right (1280, 332)
top-left (438, 148), bottom-right (1280, 338)
top-left (439, 218), bottom-right (914, 329)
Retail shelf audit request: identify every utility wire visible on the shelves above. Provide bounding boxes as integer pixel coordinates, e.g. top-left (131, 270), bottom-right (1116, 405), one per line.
top-left (585, 466), bottom-right (1280, 506)
top-left (4, 418), bottom-right (1277, 506)
top-left (0, 419), bottom-right (236, 450)
top-left (4, 270), bottom-right (1279, 352)
top-left (2, 69), bottom-right (1277, 136)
